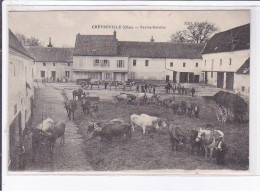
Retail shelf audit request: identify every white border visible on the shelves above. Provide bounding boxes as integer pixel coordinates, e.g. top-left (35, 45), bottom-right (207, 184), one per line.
top-left (2, 1), bottom-right (260, 190)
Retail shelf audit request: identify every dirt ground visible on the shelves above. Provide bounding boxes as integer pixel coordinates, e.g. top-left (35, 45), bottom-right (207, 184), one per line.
top-left (56, 82), bottom-right (249, 172)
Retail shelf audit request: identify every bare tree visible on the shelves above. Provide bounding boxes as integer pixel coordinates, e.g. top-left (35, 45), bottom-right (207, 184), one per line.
top-left (15, 33), bottom-right (43, 46)
top-left (170, 22), bottom-right (219, 43)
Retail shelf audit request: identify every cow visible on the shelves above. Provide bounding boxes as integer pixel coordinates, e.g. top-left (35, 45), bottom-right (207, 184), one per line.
top-left (190, 129), bottom-right (203, 155)
top-left (187, 102), bottom-right (200, 118)
top-left (64, 99), bottom-right (77, 120)
top-left (73, 88), bottom-right (83, 100)
top-left (180, 101), bottom-right (187, 114)
top-left (167, 124), bottom-right (187, 151)
top-left (81, 97), bottom-right (98, 115)
top-left (36, 118), bottom-right (54, 132)
top-left (130, 114), bottom-right (167, 134)
top-left (92, 120), bottom-right (132, 141)
top-left (134, 93), bottom-right (148, 105)
top-left (195, 128), bottom-right (224, 159)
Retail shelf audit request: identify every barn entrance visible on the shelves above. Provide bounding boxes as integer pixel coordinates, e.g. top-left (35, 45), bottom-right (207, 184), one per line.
top-left (226, 72), bottom-right (234, 90)
top-left (194, 75), bottom-right (200, 83)
top-left (173, 71), bottom-right (177, 83)
top-left (188, 73), bottom-right (194, 83)
top-left (179, 72), bottom-right (188, 83)
top-left (9, 112), bottom-right (22, 170)
top-left (217, 72), bottom-right (224, 88)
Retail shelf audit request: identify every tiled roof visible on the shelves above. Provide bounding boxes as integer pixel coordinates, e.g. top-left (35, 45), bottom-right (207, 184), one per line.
top-left (27, 47), bottom-right (74, 62)
top-left (74, 32), bottom-right (204, 59)
top-left (202, 24), bottom-right (250, 55)
top-left (118, 41), bottom-right (204, 59)
top-left (9, 29), bottom-right (34, 60)
top-left (236, 58), bottom-right (250, 74)
top-left (74, 34), bottom-right (118, 56)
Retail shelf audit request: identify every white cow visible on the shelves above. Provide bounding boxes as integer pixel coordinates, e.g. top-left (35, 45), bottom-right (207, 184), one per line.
top-left (130, 114), bottom-right (167, 134)
top-left (36, 118), bottom-right (54, 132)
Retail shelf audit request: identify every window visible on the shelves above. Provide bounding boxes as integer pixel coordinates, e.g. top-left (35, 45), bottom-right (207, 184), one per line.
top-left (102, 60), bottom-right (109, 67)
top-left (105, 73), bottom-right (111, 80)
top-left (211, 59), bottom-right (214, 78)
top-left (183, 62), bottom-right (186, 67)
top-left (220, 59), bottom-right (222, 65)
top-left (117, 60), bottom-right (125, 68)
top-left (41, 71), bottom-right (45, 78)
top-left (92, 73), bottom-right (99, 79)
top-left (145, 60), bottom-right (149, 67)
top-left (130, 72), bottom-right (135, 79)
top-left (43, 62), bottom-right (46, 66)
top-left (133, 60), bottom-right (137, 66)
top-left (65, 71), bottom-right (70, 78)
top-left (170, 62), bottom-right (173, 67)
top-left (242, 86), bottom-right (245, 92)
top-left (93, 59), bottom-right (100, 67)
top-left (204, 60), bottom-right (206, 66)
top-left (196, 63), bottom-right (198, 67)
top-left (68, 63), bottom-right (70, 66)
top-left (53, 62), bottom-right (55, 66)
top-left (229, 58), bottom-right (232, 65)
top-left (14, 104), bottom-right (17, 115)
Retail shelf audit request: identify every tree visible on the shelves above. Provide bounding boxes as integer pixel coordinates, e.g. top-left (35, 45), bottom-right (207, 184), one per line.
top-left (15, 33), bottom-right (43, 46)
top-left (170, 22), bottom-right (219, 43)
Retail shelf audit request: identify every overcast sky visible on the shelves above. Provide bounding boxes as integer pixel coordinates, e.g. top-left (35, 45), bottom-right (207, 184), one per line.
top-left (9, 10), bottom-right (250, 47)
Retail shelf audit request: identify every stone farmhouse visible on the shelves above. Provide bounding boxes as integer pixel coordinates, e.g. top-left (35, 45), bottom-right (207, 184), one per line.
top-left (27, 39), bottom-right (74, 82)
top-left (73, 31), bottom-right (205, 83)
top-left (8, 29), bottom-right (35, 170)
top-left (201, 23), bottom-right (250, 95)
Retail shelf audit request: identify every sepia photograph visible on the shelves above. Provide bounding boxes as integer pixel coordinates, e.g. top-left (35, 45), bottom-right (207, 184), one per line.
top-left (6, 9), bottom-right (250, 173)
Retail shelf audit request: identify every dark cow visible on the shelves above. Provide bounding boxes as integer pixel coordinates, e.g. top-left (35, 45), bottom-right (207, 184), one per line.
top-left (215, 140), bottom-right (228, 165)
top-left (81, 97), bottom-right (98, 115)
top-left (64, 99), bottom-right (77, 120)
top-left (167, 124), bottom-right (187, 151)
top-left (190, 129), bottom-right (203, 155)
top-left (92, 121), bottom-right (132, 141)
top-left (73, 88), bottom-right (83, 100)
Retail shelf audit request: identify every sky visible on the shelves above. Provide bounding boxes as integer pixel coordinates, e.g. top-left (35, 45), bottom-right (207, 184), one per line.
top-left (8, 10), bottom-right (250, 47)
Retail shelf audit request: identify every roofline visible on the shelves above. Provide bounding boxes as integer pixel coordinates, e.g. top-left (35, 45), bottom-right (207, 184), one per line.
top-left (10, 46), bottom-right (35, 61)
top-left (202, 48), bottom-right (250, 55)
top-left (34, 60), bottom-right (73, 63)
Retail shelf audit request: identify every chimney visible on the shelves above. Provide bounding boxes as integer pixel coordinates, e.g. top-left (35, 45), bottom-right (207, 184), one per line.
top-left (150, 36), bottom-right (154, 42)
top-left (113, 31), bottom-right (117, 39)
top-left (47, 37), bottom-right (53, 47)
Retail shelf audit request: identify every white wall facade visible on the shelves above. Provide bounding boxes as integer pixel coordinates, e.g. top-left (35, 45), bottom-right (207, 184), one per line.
top-left (34, 61), bottom-right (73, 81)
top-left (8, 49), bottom-right (35, 130)
top-left (128, 57), bottom-right (166, 80)
top-left (234, 74), bottom-right (250, 95)
top-left (73, 56), bottom-right (129, 81)
top-left (202, 49), bottom-right (250, 86)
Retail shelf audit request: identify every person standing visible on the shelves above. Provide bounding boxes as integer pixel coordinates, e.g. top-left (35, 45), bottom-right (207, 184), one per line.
top-left (191, 87), bottom-right (195, 97)
top-left (136, 84), bottom-right (140, 93)
top-left (153, 85), bottom-right (156, 94)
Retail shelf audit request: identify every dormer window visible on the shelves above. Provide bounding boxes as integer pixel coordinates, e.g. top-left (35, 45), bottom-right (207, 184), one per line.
top-left (170, 62), bottom-right (173, 67)
top-left (229, 58), bottom-right (232, 65)
top-left (43, 62), bottom-right (46, 66)
top-left (183, 62), bottom-right (186, 67)
top-left (53, 62), bottom-right (55, 66)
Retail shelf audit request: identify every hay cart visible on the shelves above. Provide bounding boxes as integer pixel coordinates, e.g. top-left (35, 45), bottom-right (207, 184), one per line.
top-left (203, 91), bottom-right (248, 123)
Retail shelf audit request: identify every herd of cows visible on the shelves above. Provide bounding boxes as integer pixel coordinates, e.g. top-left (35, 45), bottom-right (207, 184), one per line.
top-left (30, 86), bottom-right (228, 167)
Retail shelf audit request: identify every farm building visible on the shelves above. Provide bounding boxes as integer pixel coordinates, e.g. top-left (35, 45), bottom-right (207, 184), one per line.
top-left (8, 29), bottom-right (35, 170)
top-left (73, 31), bottom-right (204, 83)
top-left (201, 23), bottom-right (250, 94)
top-left (27, 40), bottom-right (74, 82)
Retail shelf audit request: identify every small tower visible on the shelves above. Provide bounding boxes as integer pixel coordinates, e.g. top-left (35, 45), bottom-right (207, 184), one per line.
top-left (47, 37), bottom-right (53, 47)
top-left (150, 36), bottom-right (155, 42)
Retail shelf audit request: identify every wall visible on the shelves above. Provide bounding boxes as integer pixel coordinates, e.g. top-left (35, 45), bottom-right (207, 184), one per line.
top-left (128, 57), bottom-right (166, 80)
top-left (234, 74), bottom-right (250, 95)
top-left (8, 48), bottom-right (35, 130)
top-left (201, 49), bottom-right (250, 87)
top-left (73, 56), bottom-right (129, 81)
top-left (34, 61), bottom-right (73, 81)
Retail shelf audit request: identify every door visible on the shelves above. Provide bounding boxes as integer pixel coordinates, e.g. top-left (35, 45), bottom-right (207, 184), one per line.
top-left (121, 73), bottom-right (125, 82)
top-left (173, 71), bottom-right (177, 83)
top-left (194, 75), bottom-right (200, 83)
top-left (188, 73), bottom-right (194, 83)
top-left (41, 71), bottom-right (45, 78)
top-left (166, 75), bottom-right (170, 83)
top-left (51, 71), bottom-right (56, 80)
top-left (205, 72), bottom-right (208, 84)
top-left (217, 72), bottom-right (224, 88)
top-left (179, 72), bottom-right (188, 83)
top-left (226, 72), bottom-right (234, 90)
